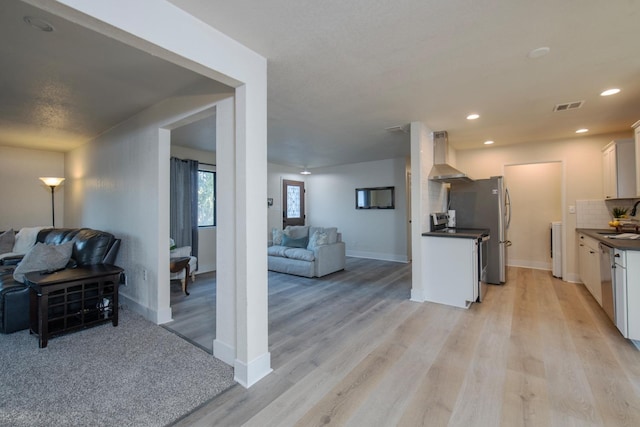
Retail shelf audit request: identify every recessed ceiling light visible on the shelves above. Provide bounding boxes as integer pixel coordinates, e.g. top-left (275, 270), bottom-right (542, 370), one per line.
top-left (528, 47), bottom-right (550, 59)
top-left (576, 128), bottom-right (589, 133)
top-left (23, 16), bottom-right (54, 32)
top-left (466, 113), bottom-right (480, 120)
top-left (600, 88), bottom-right (620, 96)
top-left (484, 140), bottom-right (494, 145)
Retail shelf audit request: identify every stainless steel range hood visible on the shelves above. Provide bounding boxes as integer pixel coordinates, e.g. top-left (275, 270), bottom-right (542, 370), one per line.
top-left (428, 131), bottom-right (473, 183)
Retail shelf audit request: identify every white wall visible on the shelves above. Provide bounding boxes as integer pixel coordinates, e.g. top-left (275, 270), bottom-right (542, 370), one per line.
top-left (505, 162), bottom-right (562, 271)
top-left (455, 130), bottom-right (633, 283)
top-left (46, 0), bottom-right (271, 387)
top-left (171, 144), bottom-right (217, 273)
top-left (65, 94), bottom-right (226, 322)
top-left (0, 146), bottom-right (65, 230)
top-left (307, 158), bottom-right (409, 262)
top-left (267, 163), bottom-right (307, 236)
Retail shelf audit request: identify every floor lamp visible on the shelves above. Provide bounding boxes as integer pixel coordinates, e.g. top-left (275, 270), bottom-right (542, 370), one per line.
top-left (39, 177), bottom-right (65, 228)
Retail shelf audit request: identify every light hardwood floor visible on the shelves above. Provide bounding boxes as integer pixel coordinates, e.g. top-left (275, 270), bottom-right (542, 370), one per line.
top-left (170, 259), bottom-right (640, 427)
top-left (165, 272), bottom-right (217, 353)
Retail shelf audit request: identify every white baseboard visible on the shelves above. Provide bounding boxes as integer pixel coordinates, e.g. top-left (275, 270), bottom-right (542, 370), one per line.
top-left (507, 262), bottom-right (581, 284)
top-left (346, 250), bottom-right (408, 263)
top-left (119, 293), bottom-right (172, 324)
top-left (563, 272), bottom-right (581, 283)
top-left (234, 352), bottom-right (273, 388)
top-left (410, 288), bottom-right (425, 302)
top-left (196, 263), bottom-right (216, 274)
top-left (213, 339), bottom-right (236, 366)
top-left (508, 259), bottom-right (552, 271)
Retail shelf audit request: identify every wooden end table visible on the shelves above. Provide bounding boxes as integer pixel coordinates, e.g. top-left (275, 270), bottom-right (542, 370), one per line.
top-left (170, 256), bottom-right (191, 296)
top-left (25, 264), bottom-right (123, 348)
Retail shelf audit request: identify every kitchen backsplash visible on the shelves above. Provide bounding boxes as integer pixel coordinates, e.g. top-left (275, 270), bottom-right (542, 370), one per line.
top-left (576, 199), bottom-right (638, 228)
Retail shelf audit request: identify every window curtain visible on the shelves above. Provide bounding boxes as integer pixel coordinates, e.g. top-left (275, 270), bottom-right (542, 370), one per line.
top-left (170, 157), bottom-right (199, 261)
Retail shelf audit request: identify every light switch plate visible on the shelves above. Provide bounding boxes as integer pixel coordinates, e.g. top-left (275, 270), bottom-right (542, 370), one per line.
top-left (569, 205), bottom-right (576, 214)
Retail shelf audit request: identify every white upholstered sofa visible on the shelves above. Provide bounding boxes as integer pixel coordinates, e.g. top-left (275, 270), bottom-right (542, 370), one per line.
top-left (268, 225), bottom-right (345, 278)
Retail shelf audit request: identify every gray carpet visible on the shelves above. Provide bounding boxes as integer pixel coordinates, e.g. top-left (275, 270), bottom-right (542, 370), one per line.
top-left (0, 309), bottom-right (235, 427)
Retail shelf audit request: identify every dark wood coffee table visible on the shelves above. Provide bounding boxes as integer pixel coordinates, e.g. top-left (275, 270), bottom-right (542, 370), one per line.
top-left (169, 256), bottom-right (191, 295)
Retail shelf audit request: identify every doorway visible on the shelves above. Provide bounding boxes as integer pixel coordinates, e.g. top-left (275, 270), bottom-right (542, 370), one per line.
top-left (166, 110), bottom-right (218, 353)
top-left (282, 179), bottom-right (305, 228)
top-left (504, 162), bottom-right (562, 271)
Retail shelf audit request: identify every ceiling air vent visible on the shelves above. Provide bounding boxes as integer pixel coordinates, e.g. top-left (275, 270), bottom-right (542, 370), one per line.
top-left (553, 100), bottom-right (584, 112)
top-left (385, 124), bottom-right (410, 134)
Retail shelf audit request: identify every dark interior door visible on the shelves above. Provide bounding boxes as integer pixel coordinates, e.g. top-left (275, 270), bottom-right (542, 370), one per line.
top-left (283, 179), bottom-right (305, 228)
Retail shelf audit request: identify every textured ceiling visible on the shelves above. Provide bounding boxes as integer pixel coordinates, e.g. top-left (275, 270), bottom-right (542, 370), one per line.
top-left (0, 0), bottom-right (228, 152)
top-left (168, 0), bottom-right (640, 168)
top-left (2, 0), bottom-right (640, 169)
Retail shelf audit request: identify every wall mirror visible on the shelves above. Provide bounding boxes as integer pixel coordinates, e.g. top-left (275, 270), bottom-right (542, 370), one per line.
top-left (355, 186), bottom-right (395, 209)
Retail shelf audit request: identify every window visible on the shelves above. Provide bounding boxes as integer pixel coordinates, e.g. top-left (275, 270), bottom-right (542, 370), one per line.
top-left (198, 169), bottom-right (216, 226)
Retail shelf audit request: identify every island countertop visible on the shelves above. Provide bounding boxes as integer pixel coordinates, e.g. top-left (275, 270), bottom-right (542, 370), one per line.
top-left (422, 228), bottom-right (489, 240)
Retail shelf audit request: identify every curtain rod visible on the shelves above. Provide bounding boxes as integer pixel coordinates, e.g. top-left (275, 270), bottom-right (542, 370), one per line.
top-left (171, 156), bottom-right (216, 167)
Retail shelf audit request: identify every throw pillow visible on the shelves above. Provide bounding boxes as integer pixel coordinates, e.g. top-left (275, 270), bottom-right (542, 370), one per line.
top-left (12, 226), bottom-right (47, 254)
top-left (307, 230), bottom-right (329, 249)
top-left (283, 225), bottom-right (309, 240)
top-left (13, 241), bottom-right (74, 284)
top-left (281, 234), bottom-right (308, 249)
top-left (272, 228), bottom-right (284, 245)
top-left (0, 229), bottom-right (15, 254)
top-left (324, 227), bottom-right (339, 244)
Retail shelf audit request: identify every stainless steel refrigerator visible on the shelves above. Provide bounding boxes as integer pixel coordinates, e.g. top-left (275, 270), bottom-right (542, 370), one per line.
top-left (449, 176), bottom-right (511, 284)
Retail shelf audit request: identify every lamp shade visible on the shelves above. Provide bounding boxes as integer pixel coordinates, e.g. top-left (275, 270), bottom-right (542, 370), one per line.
top-left (39, 177), bottom-right (65, 187)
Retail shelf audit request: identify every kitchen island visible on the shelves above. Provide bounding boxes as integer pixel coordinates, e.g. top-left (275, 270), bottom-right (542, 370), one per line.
top-left (421, 228), bottom-right (489, 309)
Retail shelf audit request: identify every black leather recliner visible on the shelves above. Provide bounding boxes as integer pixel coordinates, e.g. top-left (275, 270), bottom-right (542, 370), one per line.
top-left (0, 228), bottom-right (121, 333)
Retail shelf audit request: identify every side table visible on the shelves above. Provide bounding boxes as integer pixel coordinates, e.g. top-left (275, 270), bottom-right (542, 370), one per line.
top-left (169, 256), bottom-right (191, 295)
top-left (25, 264), bottom-right (123, 348)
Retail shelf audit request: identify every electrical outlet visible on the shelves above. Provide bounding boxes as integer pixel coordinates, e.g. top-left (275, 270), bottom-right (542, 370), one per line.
top-left (119, 272), bottom-right (126, 285)
top-left (143, 269), bottom-right (147, 281)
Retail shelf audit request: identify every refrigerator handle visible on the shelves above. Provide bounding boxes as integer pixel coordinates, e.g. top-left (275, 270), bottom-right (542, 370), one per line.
top-left (505, 187), bottom-right (512, 229)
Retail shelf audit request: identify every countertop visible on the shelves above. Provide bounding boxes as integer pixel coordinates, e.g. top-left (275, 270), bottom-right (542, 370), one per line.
top-left (422, 228), bottom-right (489, 240)
top-left (576, 228), bottom-right (640, 251)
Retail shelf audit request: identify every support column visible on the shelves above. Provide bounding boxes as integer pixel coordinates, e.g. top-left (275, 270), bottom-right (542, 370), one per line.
top-left (410, 122), bottom-right (432, 302)
top-left (233, 84), bottom-right (272, 388)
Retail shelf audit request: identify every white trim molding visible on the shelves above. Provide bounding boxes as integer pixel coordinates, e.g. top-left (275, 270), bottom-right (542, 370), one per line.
top-left (234, 352), bottom-right (273, 388)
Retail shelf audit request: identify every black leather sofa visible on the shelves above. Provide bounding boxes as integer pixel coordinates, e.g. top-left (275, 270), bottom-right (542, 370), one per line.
top-left (0, 228), bottom-right (121, 333)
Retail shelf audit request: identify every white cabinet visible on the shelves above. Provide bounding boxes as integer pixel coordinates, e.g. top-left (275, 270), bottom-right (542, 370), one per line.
top-left (634, 120), bottom-right (640, 197)
top-left (602, 139), bottom-right (636, 199)
top-left (578, 233), bottom-right (601, 305)
top-left (623, 250), bottom-right (640, 340)
top-left (422, 236), bottom-right (476, 309)
top-left (613, 249), bottom-right (627, 337)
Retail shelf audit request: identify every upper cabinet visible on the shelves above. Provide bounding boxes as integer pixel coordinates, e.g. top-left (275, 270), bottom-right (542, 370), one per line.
top-left (634, 120), bottom-right (640, 197)
top-left (602, 138), bottom-right (636, 199)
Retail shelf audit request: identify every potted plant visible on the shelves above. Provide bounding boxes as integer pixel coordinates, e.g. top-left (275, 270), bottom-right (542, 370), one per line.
top-left (612, 207), bottom-right (628, 219)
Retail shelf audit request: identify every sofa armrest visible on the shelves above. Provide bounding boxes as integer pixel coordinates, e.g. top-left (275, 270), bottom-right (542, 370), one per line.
top-left (0, 283), bottom-right (30, 333)
top-left (313, 242), bottom-right (346, 277)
